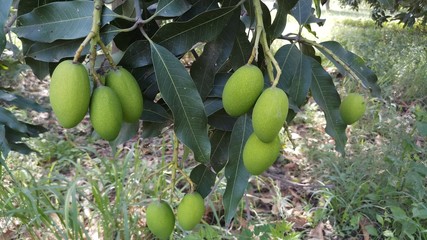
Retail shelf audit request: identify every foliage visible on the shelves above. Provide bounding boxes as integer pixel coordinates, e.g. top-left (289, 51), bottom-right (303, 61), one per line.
top-left (309, 104), bottom-right (427, 239)
top-left (0, 0), bottom-right (384, 237)
top-left (337, 0), bottom-right (427, 27)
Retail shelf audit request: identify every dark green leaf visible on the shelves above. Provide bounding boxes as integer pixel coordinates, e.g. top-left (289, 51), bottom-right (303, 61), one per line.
top-left (0, 124), bottom-right (11, 160)
top-left (17, 0), bottom-right (75, 16)
top-left (190, 164), bottom-right (216, 198)
top-left (230, 23), bottom-right (252, 71)
top-left (24, 58), bottom-right (50, 80)
top-left (141, 121), bottom-right (167, 138)
top-left (210, 130), bottom-right (231, 173)
top-left (141, 100), bottom-right (170, 123)
top-left (155, 0), bottom-right (191, 17)
top-left (291, 0), bottom-right (313, 25)
top-left (275, 44), bottom-right (312, 108)
top-left (150, 42), bottom-right (211, 163)
top-left (109, 122), bottom-right (140, 151)
top-left (223, 114), bottom-right (252, 225)
top-left (14, 1), bottom-right (118, 43)
top-left (0, 0), bottom-right (12, 52)
top-left (208, 109), bottom-right (236, 131)
top-left (8, 142), bottom-right (33, 155)
top-left (316, 41), bottom-right (381, 97)
top-left (0, 90), bottom-right (47, 112)
top-left (0, 107), bottom-right (28, 133)
top-left (130, 67), bottom-right (159, 101)
top-left (191, 10), bottom-right (239, 99)
top-left (208, 73), bottom-right (230, 98)
top-left (177, 0), bottom-right (219, 21)
top-left (23, 24), bottom-right (120, 62)
top-left (310, 58), bottom-right (347, 155)
top-left (121, 7), bottom-right (237, 68)
top-left (267, 0), bottom-right (299, 42)
top-left (204, 98), bottom-right (223, 117)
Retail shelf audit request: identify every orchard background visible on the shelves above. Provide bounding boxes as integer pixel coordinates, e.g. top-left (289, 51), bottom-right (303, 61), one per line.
top-left (1, 0), bottom-right (426, 239)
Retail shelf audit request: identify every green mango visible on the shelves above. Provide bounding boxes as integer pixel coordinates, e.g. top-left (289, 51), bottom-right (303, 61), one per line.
top-left (89, 86), bottom-right (123, 141)
top-left (339, 93), bottom-right (366, 125)
top-left (222, 64), bottom-right (264, 117)
top-left (252, 87), bottom-right (289, 143)
top-left (243, 133), bottom-right (281, 175)
top-left (177, 192), bottom-right (205, 231)
top-left (146, 200), bottom-right (175, 240)
top-left (106, 67), bottom-right (143, 123)
top-left (49, 60), bottom-right (90, 128)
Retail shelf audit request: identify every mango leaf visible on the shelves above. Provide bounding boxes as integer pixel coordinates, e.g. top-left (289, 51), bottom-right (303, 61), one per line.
top-left (155, 0), bottom-right (191, 17)
top-left (150, 42), bottom-right (211, 163)
top-left (291, 0), bottom-right (313, 25)
top-left (109, 122), bottom-right (140, 152)
top-left (204, 98), bottom-right (223, 116)
top-left (191, 10), bottom-right (239, 100)
top-left (275, 44), bottom-right (312, 108)
top-left (0, 124), bottom-right (10, 161)
top-left (0, 0), bottom-right (12, 53)
top-left (310, 59), bottom-right (347, 155)
top-left (22, 25), bottom-right (120, 62)
top-left (223, 114), bottom-right (252, 225)
top-left (315, 41), bottom-right (381, 97)
top-left (208, 109), bottom-right (236, 132)
top-left (267, 0), bottom-right (299, 42)
top-left (141, 121), bottom-right (167, 138)
top-left (17, 0), bottom-right (75, 16)
top-left (230, 23), bottom-right (252, 71)
top-left (0, 108), bottom-right (28, 133)
top-left (14, 1), bottom-right (118, 43)
top-left (177, 0), bottom-right (219, 21)
top-left (121, 6), bottom-right (236, 68)
top-left (208, 73), bottom-right (230, 98)
top-left (141, 100), bottom-right (170, 123)
top-left (0, 90), bottom-right (47, 112)
top-left (24, 58), bottom-right (50, 80)
top-left (210, 130), bottom-right (231, 173)
top-left (190, 164), bottom-right (216, 198)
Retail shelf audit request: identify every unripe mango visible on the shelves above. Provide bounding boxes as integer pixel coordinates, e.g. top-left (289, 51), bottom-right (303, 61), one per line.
top-left (106, 67), bottom-right (143, 123)
top-left (177, 192), bottom-right (205, 231)
top-left (339, 93), bottom-right (366, 125)
top-left (146, 200), bottom-right (175, 240)
top-left (243, 133), bottom-right (281, 175)
top-left (222, 64), bottom-right (264, 117)
top-left (49, 60), bottom-right (90, 128)
top-left (252, 87), bottom-right (289, 143)
top-left (89, 86), bottom-right (123, 141)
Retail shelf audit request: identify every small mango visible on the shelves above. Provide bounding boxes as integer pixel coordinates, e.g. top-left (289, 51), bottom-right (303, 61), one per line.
top-left (49, 60), bottom-right (90, 128)
top-left (243, 133), bottom-right (281, 175)
top-left (106, 67), bottom-right (143, 123)
top-left (252, 87), bottom-right (289, 143)
top-left (89, 86), bottom-right (123, 141)
top-left (222, 64), bottom-right (264, 117)
top-left (339, 93), bottom-right (366, 125)
top-left (177, 192), bottom-right (205, 231)
top-left (146, 200), bottom-right (175, 240)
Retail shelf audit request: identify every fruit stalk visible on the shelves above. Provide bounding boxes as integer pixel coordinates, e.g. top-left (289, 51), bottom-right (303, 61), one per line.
top-left (251, 0), bottom-right (282, 87)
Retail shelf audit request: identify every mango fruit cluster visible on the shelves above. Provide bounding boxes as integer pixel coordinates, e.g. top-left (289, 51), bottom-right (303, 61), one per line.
top-left (222, 64), bottom-right (289, 175)
top-left (146, 192), bottom-right (205, 239)
top-left (49, 61), bottom-right (143, 141)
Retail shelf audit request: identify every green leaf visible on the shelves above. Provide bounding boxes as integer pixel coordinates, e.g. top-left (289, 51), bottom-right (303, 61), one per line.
top-left (316, 41), bottom-right (381, 97)
top-left (24, 58), bottom-right (50, 80)
top-left (109, 122), bottom-right (140, 151)
top-left (14, 1), bottom-right (118, 43)
top-left (0, 107), bottom-right (28, 133)
top-left (141, 100), bottom-right (170, 123)
top-left (208, 109), bottom-right (237, 132)
top-left (230, 22), bottom-right (252, 71)
top-left (267, 0), bottom-right (298, 42)
top-left (223, 114), bottom-right (252, 225)
top-left (0, 0), bottom-right (12, 53)
top-left (190, 164), bottom-right (216, 198)
top-left (210, 130), bottom-right (231, 173)
top-left (291, 0), bottom-right (313, 25)
top-left (204, 98), bottom-right (223, 116)
top-left (141, 121), bottom-right (167, 138)
top-left (191, 10), bottom-right (239, 99)
top-left (121, 6), bottom-right (237, 68)
top-left (0, 90), bottom-right (47, 112)
top-left (275, 44), bottom-right (312, 108)
top-left (310, 58), bottom-right (347, 155)
top-left (150, 42), bottom-right (211, 163)
top-left (389, 206), bottom-right (408, 220)
top-left (155, 0), bottom-right (191, 17)
top-left (177, 0), bottom-right (219, 21)
top-left (0, 124), bottom-right (10, 160)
